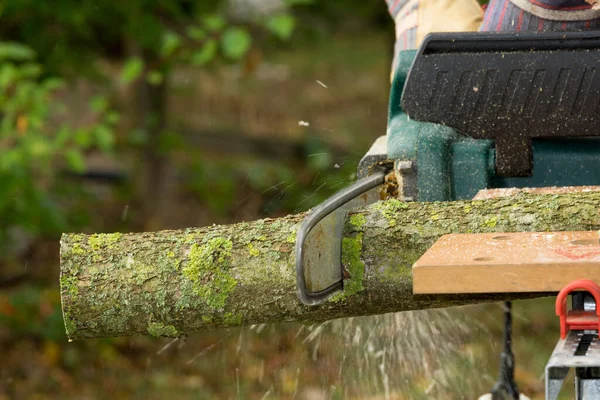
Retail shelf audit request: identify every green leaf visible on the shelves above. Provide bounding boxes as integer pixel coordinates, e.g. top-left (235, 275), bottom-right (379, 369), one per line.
top-left (94, 125), bottom-right (114, 152)
top-left (74, 128), bottom-right (92, 148)
top-left (202, 15), bottom-right (225, 32)
top-left (42, 78), bottom-right (64, 92)
top-left (186, 26), bottom-right (206, 41)
top-left (0, 64), bottom-right (16, 88)
top-left (90, 95), bottom-right (109, 113)
top-left (106, 111), bottom-right (120, 125)
top-left (0, 42), bottom-right (36, 61)
top-left (161, 31), bottom-right (181, 57)
top-left (17, 63), bottom-right (42, 79)
top-left (0, 149), bottom-right (20, 172)
top-left (29, 137), bottom-right (51, 158)
top-left (120, 57), bottom-right (144, 84)
top-left (220, 28), bottom-right (252, 60)
top-left (54, 126), bottom-right (71, 147)
top-left (146, 70), bottom-right (163, 85)
top-left (65, 148), bottom-right (86, 173)
top-left (191, 39), bottom-right (217, 66)
top-left (265, 14), bottom-right (295, 40)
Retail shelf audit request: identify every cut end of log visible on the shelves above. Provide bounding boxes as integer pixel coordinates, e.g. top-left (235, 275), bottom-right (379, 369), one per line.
top-left (60, 233), bottom-right (76, 341)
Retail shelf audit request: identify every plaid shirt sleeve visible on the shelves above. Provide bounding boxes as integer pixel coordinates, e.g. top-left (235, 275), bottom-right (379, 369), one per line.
top-left (386, 0), bottom-right (420, 51)
top-left (482, 0), bottom-right (600, 31)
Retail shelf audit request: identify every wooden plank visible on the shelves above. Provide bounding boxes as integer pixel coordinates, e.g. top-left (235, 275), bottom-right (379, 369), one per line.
top-left (413, 231), bottom-right (600, 294)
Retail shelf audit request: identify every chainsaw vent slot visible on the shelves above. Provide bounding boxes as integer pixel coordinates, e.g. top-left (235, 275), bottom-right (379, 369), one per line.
top-left (574, 334), bottom-right (595, 356)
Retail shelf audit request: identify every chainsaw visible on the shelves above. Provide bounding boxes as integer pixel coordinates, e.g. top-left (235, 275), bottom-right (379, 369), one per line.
top-left (295, 31), bottom-right (600, 399)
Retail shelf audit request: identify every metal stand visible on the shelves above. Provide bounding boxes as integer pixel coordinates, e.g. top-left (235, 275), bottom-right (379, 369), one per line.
top-left (546, 292), bottom-right (600, 400)
top-left (491, 301), bottom-right (520, 400)
top-left (545, 331), bottom-right (600, 399)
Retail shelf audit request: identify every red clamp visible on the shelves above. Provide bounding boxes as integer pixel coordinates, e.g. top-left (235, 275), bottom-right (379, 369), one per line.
top-left (556, 279), bottom-right (600, 339)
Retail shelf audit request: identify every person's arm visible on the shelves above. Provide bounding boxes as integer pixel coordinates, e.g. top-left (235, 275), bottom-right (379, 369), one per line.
top-left (385, 0), bottom-right (483, 79)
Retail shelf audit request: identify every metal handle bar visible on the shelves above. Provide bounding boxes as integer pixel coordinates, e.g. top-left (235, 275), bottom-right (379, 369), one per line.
top-left (295, 168), bottom-right (387, 305)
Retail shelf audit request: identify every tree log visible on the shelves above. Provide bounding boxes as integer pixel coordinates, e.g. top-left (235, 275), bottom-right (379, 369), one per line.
top-left (60, 191), bottom-right (600, 339)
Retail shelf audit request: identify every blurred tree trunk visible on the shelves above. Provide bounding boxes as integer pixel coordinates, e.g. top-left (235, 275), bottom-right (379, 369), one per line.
top-left (60, 191), bottom-right (600, 340)
top-left (126, 40), bottom-right (171, 229)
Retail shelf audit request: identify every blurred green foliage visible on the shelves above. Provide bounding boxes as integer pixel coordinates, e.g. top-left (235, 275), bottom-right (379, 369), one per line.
top-left (0, 0), bottom-right (315, 249)
top-left (0, 284), bottom-right (65, 341)
top-left (0, 0), bottom-right (391, 257)
top-left (0, 42), bottom-right (117, 250)
top-left (0, 0), bottom-right (308, 80)
top-left (0, 1), bottom-right (217, 73)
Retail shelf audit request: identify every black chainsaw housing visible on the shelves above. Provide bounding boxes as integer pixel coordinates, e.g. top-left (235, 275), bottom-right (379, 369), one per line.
top-left (401, 31), bottom-right (600, 177)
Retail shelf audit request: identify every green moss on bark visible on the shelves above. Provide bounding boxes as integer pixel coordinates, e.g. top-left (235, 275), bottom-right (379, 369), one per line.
top-left (330, 232), bottom-right (365, 302)
top-left (342, 233), bottom-right (365, 295)
top-left (373, 198), bottom-right (409, 226)
top-left (247, 243), bottom-right (260, 257)
top-left (60, 275), bottom-right (79, 297)
top-left (88, 233), bottom-right (122, 250)
top-left (182, 237), bottom-right (237, 310)
top-left (223, 312), bottom-right (243, 325)
top-left (63, 312), bottom-right (76, 339)
top-left (349, 213), bottom-right (366, 228)
top-left (285, 231), bottom-right (297, 243)
top-left (147, 322), bottom-right (179, 337)
top-left (71, 244), bottom-right (85, 255)
top-left (484, 216), bottom-right (498, 228)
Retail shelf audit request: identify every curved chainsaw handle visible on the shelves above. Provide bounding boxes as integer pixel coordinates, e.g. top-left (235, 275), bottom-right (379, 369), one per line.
top-left (295, 168), bottom-right (388, 306)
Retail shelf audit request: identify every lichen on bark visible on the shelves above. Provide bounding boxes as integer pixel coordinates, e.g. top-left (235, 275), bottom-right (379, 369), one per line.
top-left (61, 191), bottom-right (600, 339)
top-left (147, 322), bottom-right (179, 337)
top-left (181, 237), bottom-right (236, 311)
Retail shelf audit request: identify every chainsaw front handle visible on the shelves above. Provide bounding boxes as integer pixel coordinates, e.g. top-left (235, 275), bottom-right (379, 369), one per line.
top-left (295, 168), bottom-right (387, 306)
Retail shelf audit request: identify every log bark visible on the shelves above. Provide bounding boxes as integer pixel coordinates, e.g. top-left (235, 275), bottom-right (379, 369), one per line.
top-left (60, 191), bottom-right (600, 339)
